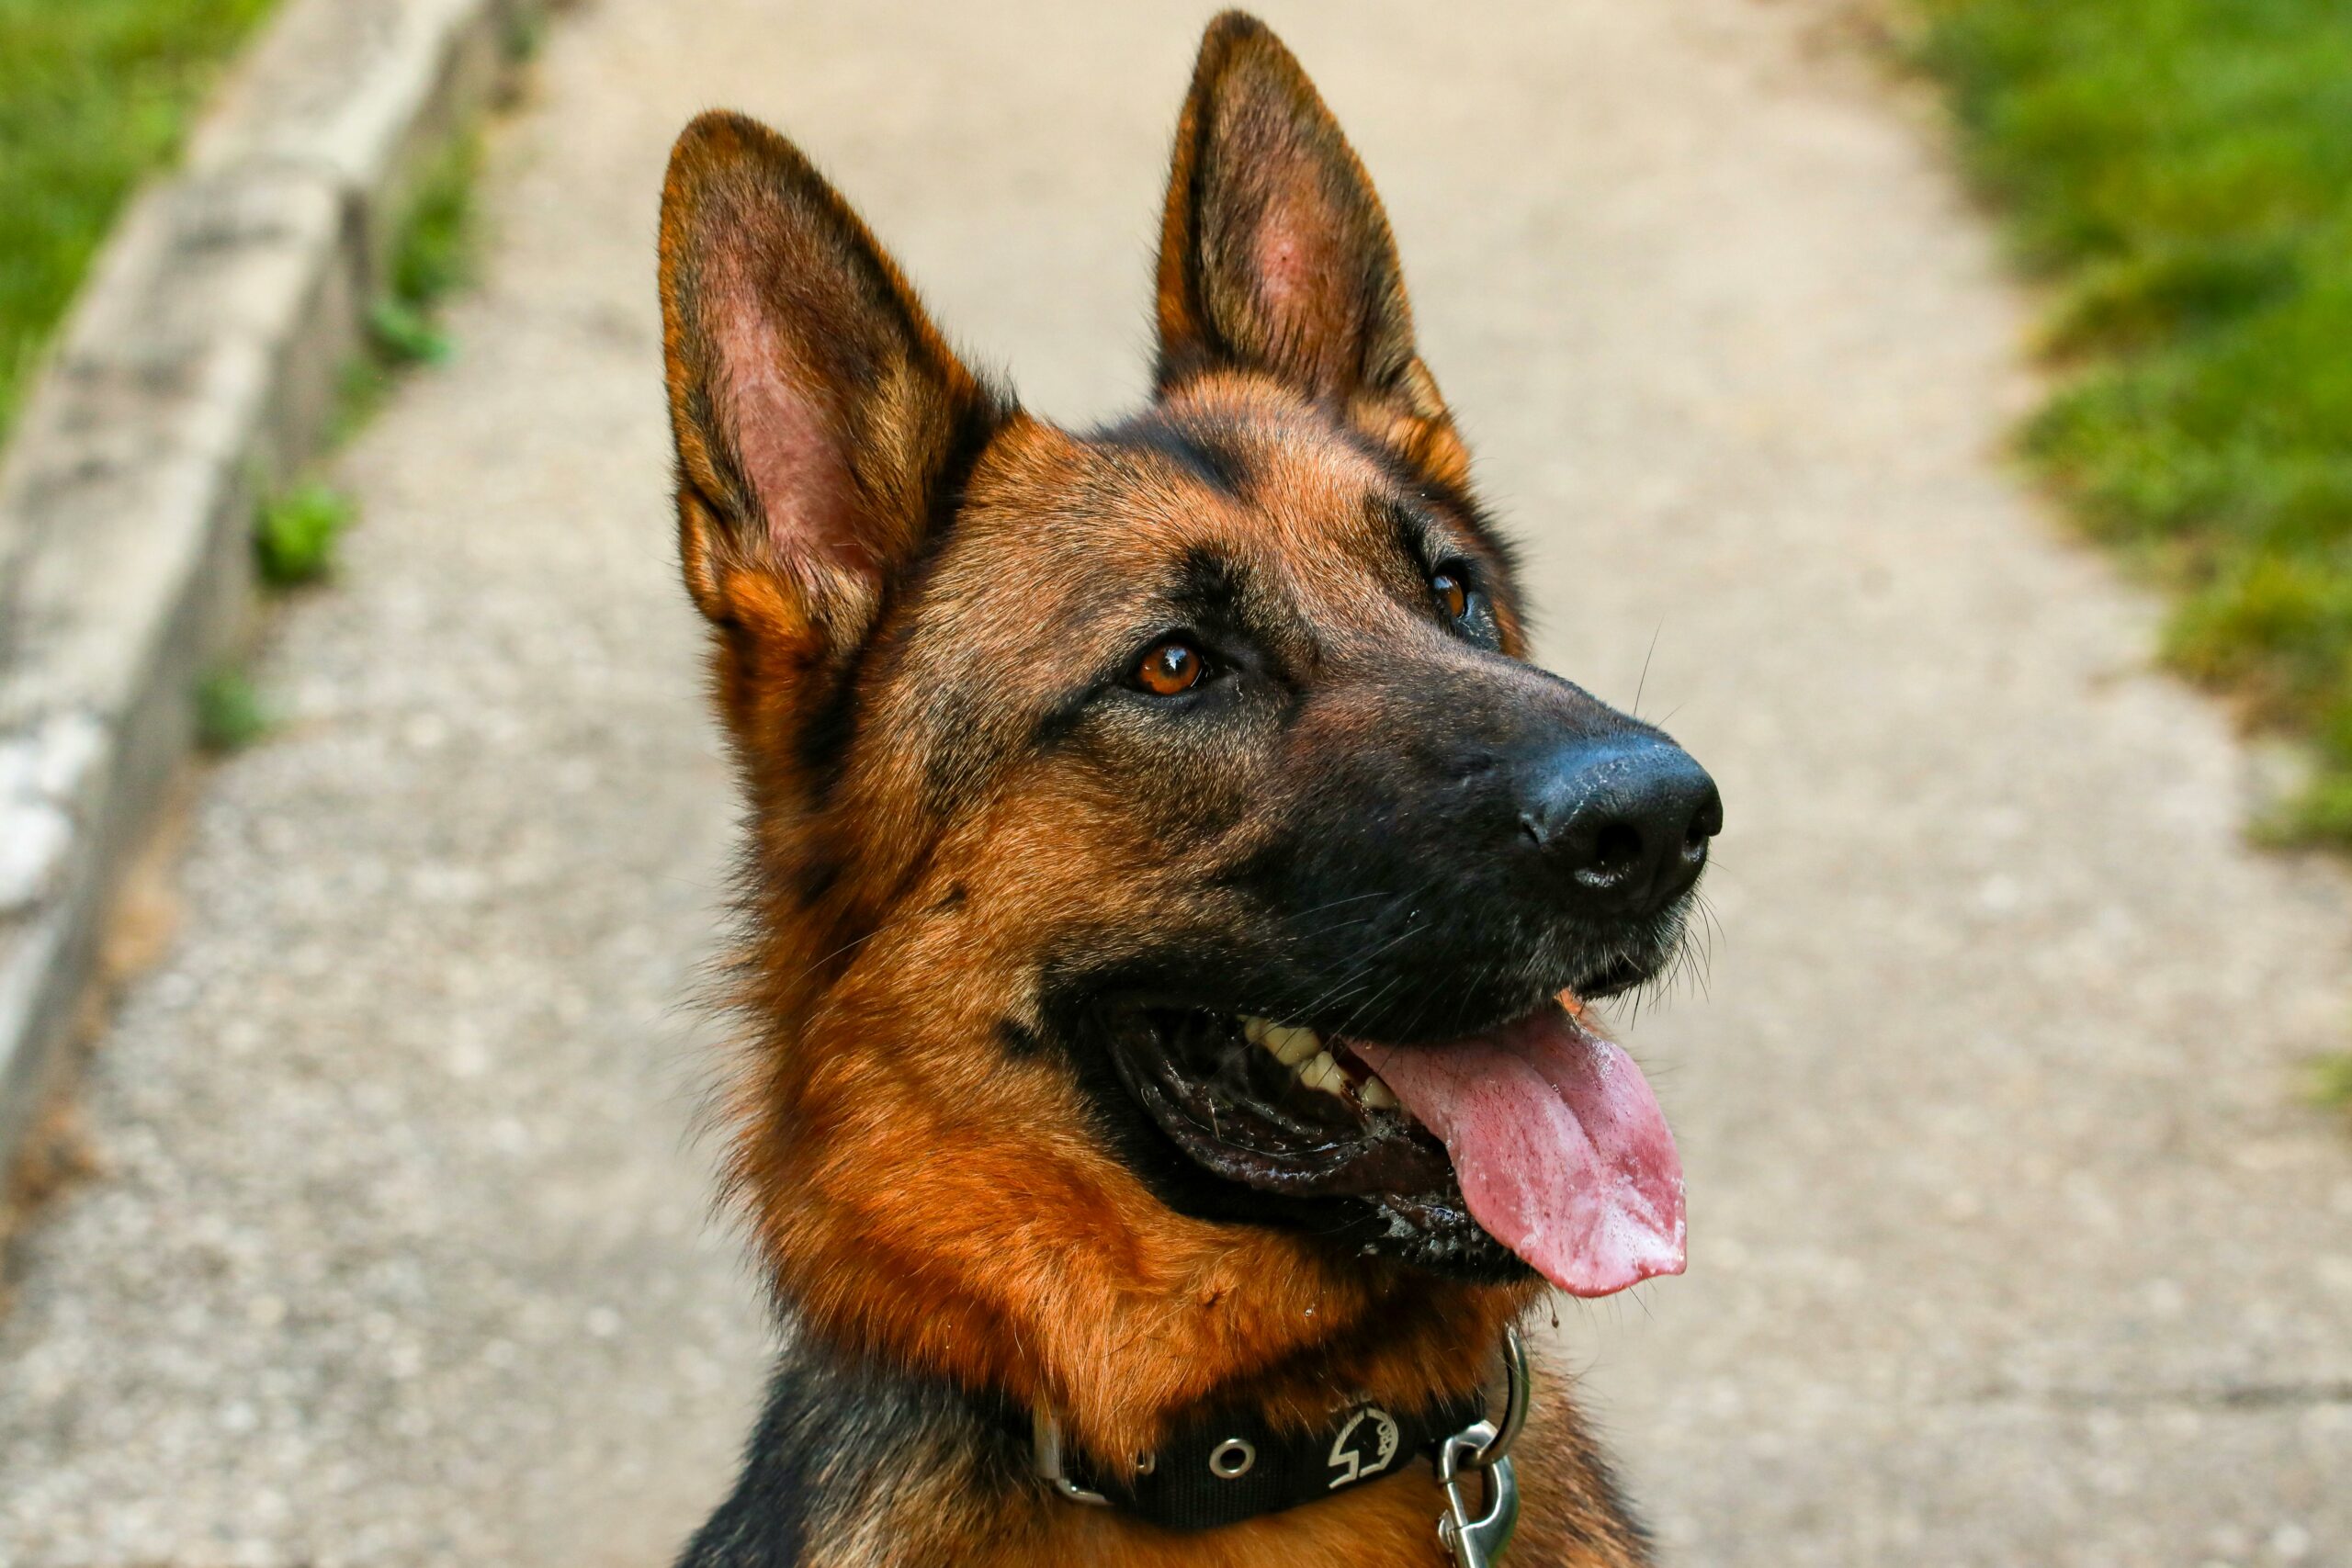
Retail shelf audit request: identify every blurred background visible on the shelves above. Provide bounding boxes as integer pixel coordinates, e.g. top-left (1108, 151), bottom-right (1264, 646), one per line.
top-left (1, 2), bottom-right (2346, 1563)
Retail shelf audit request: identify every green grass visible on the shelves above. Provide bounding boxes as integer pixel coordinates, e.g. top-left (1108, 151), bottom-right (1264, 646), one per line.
top-left (1916, 0), bottom-right (2352, 840)
top-left (0, 0), bottom-right (277, 440)
top-left (2311, 1051), bottom-right (2352, 1116)
top-left (242, 126), bottom-right (487, 736)
top-left (392, 132), bottom-right (482, 306)
top-left (255, 482), bottom-right (356, 586)
top-left (7, 4), bottom-right (491, 763)
top-left (376, 133), bottom-right (482, 368)
top-left (340, 131), bottom-right (483, 433)
top-left (194, 667), bottom-right (269, 752)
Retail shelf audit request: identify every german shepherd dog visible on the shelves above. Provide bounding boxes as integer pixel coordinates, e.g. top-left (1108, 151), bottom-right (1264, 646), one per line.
top-left (656, 13), bottom-right (1718, 1564)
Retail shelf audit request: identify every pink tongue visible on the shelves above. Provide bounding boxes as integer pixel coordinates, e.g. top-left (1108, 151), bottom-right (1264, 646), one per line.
top-left (1350, 1008), bottom-right (1684, 1297)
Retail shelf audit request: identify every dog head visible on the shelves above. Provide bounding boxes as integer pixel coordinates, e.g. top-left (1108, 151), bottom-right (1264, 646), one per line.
top-left (658, 13), bottom-right (1716, 1453)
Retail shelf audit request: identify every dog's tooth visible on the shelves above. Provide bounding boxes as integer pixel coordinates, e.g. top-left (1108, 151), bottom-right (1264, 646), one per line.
top-left (1360, 1075), bottom-right (1399, 1111)
top-left (1242, 1016), bottom-right (1273, 1047)
top-left (1297, 1051), bottom-right (1347, 1096)
top-left (1268, 1026), bottom-right (1321, 1066)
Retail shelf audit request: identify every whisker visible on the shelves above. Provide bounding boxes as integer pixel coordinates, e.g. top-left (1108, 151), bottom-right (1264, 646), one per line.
top-left (1632, 619), bottom-right (1663, 719)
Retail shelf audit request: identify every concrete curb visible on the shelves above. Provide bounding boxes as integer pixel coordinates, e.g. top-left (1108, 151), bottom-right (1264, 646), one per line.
top-left (0, 0), bottom-right (548, 1181)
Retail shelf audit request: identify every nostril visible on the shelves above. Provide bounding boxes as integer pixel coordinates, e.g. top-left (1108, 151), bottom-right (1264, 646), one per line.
top-left (1589, 820), bottom-right (1644, 881)
top-left (1521, 738), bottom-right (1718, 908)
top-left (1684, 789), bottom-right (1724, 856)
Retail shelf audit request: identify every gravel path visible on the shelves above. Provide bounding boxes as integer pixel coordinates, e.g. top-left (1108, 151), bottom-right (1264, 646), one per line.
top-left (3, 3), bottom-right (2348, 1564)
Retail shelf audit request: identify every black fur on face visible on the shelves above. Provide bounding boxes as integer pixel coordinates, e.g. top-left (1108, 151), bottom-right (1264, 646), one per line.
top-left (971, 406), bottom-right (1702, 1278)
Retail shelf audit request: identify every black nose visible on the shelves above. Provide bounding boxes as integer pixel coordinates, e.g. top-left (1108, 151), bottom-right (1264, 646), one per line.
top-left (1521, 738), bottom-right (1721, 915)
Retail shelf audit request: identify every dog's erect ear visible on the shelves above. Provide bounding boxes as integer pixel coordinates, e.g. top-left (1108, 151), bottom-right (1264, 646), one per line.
top-left (659, 111), bottom-right (999, 647)
top-left (1152, 14), bottom-right (1464, 483)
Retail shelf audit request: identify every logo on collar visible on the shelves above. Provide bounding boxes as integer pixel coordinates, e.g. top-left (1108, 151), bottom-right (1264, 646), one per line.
top-left (1327, 1404), bottom-right (1402, 1489)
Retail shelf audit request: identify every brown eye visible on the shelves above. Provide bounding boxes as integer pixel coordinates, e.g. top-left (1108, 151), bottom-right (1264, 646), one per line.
top-left (1136, 640), bottom-right (1204, 695)
top-left (1432, 570), bottom-right (1469, 621)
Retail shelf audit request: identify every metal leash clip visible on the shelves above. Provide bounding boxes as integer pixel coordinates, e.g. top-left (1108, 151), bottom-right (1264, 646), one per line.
top-left (1435, 1324), bottom-right (1530, 1568)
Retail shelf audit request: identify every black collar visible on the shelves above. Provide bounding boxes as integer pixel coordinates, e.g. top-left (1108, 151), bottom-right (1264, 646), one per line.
top-left (1031, 1327), bottom-right (1525, 1537)
top-left (1036, 1390), bottom-right (1487, 1531)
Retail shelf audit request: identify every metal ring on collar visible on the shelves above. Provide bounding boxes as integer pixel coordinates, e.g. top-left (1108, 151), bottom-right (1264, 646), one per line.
top-left (1465, 1324), bottom-right (1530, 1470)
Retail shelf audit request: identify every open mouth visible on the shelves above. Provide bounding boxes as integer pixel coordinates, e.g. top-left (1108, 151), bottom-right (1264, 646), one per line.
top-left (1104, 995), bottom-right (1684, 1297)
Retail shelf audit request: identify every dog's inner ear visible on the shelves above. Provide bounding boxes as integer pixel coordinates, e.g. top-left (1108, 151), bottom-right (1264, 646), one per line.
top-left (659, 111), bottom-right (996, 649)
top-left (1153, 15), bottom-right (1464, 483)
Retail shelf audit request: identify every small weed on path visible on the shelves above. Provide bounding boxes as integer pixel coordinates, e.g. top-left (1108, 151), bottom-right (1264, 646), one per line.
top-left (361, 133), bottom-right (482, 376)
top-left (2309, 1052), bottom-right (2352, 1119)
top-left (194, 668), bottom-right (269, 753)
top-left (241, 130), bottom-right (485, 731)
top-left (254, 483), bottom-right (356, 587)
